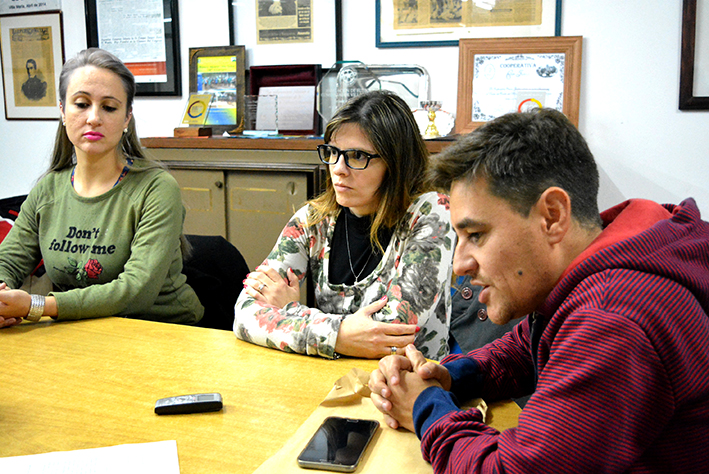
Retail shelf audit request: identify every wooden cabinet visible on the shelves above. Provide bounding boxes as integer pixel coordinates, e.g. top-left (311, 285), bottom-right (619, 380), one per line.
top-left (225, 171), bottom-right (309, 270)
top-left (168, 168), bottom-right (227, 238)
top-left (141, 137), bottom-right (327, 271)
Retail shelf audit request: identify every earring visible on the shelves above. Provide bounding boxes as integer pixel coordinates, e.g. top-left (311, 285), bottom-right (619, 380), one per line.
top-left (62, 121), bottom-right (66, 126)
top-left (123, 128), bottom-right (128, 133)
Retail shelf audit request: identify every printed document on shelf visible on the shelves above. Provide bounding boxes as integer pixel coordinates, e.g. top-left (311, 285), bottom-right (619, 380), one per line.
top-left (0, 440), bottom-right (180, 473)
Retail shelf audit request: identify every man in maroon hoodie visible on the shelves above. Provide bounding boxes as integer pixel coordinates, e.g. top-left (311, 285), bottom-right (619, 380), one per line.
top-left (369, 108), bottom-right (709, 473)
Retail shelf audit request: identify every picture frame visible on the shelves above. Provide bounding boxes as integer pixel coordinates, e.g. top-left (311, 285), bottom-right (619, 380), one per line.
top-left (188, 45), bottom-right (246, 135)
top-left (249, 64), bottom-right (322, 135)
top-left (85, 0), bottom-right (181, 97)
top-left (456, 36), bottom-right (582, 134)
top-left (376, 0), bottom-right (562, 48)
top-left (679, 0), bottom-right (709, 110)
top-left (0, 11), bottom-right (64, 120)
top-left (228, 0), bottom-right (342, 68)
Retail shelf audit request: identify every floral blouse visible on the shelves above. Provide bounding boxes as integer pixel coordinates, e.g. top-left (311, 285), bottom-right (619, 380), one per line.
top-left (233, 191), bottom-right (455, 360)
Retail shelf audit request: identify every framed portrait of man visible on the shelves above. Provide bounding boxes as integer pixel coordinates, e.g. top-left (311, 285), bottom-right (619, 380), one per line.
top-left (0, 11), bottom-right (65, 120)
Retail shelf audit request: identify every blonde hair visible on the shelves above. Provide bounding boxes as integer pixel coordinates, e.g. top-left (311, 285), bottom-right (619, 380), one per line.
top-left (50, 48), bottom-right (150, 172)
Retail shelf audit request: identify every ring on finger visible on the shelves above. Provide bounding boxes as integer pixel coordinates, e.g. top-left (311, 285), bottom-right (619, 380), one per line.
top-left (258, 283), bottom-right (266, 292)
top-left (390, 346), bottom-right (397, 355)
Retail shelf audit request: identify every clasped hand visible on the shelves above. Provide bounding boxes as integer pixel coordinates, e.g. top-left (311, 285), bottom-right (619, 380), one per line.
top-left (369, 344), bottom-right (452, 432)
top-left (243, 265), bottom-right (300, 309)
top-left (0, 283), bottom-right (30, 328)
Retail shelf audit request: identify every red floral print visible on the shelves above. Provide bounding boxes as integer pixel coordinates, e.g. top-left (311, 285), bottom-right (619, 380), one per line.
top-left (84, 259), bottom-right (103, 279)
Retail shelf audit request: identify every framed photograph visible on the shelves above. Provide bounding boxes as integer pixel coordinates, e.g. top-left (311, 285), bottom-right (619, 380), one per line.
top-left (456, 36), bottom-right (582, 134)
top-left (679, 0), bottom-right (709, 110)
top-left (85, 0), bottom-right (181, 97)
top-left (249, 64), bottom-right (321, 134)
top-left (376, 0), bottom-right (562, 48)
top-left (189, 45), bottom-right (246, 135)
top-left (0, 11), bottom-right (64, 120)
top-left (229, 0), bottom-right (342, 67)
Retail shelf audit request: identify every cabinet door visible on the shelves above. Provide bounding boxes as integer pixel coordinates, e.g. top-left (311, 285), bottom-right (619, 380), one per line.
top-left (169, 169), bottom-right (227, 238)
top-left (226, 171), bottom-right (308, 270)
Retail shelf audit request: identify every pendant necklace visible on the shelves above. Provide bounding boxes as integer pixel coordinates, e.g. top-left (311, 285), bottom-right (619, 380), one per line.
top-left (344, 211), bottom-right (373, 283)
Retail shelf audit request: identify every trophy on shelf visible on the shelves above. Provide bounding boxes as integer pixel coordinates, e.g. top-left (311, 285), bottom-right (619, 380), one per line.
top-left (420, 100), bottom-right (442, 139)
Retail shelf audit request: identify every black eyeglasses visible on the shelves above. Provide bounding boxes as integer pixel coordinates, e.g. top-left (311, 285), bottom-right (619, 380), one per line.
top-left (317, 144), bottom-right (380, 170)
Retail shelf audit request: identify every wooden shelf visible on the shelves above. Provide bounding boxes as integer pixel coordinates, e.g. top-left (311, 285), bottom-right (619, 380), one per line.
top-left (140, 136), bottom-right (456, 154)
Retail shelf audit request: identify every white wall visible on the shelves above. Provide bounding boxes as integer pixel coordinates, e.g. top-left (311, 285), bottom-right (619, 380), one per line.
top-left (1, 0), bottom-right (708, 217)
top-left (0, 0), bottom-right (230, 196)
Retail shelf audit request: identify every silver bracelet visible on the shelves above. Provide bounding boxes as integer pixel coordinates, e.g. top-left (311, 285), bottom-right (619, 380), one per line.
top-left (26, 294), bottom-right (45, 322)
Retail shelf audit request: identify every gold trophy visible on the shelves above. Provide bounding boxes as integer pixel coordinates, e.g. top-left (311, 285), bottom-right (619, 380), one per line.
top-left (421, 100), bottom-right (442, 139)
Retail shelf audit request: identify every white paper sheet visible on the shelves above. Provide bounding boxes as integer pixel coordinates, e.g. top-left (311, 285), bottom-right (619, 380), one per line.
top-left (0, 440), bottom-right (180, 474)
top-left (258, 85), bottom-right (316, 131)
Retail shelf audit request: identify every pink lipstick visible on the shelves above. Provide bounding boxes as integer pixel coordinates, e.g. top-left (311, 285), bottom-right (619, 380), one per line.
top-left (83, 131), bottom-right (104, 141)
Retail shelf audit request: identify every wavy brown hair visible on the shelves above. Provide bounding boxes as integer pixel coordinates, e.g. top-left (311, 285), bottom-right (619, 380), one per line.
top-left (308, 91), bottom-right (429, 252)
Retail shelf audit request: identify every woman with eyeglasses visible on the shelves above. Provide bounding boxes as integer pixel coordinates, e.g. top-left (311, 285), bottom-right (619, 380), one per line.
top-left (234, 91), bottom-right (455, 360)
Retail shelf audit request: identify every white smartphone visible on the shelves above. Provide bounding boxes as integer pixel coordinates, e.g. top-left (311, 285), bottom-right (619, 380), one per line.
top-left (297, 417), bottom-right (379, 472)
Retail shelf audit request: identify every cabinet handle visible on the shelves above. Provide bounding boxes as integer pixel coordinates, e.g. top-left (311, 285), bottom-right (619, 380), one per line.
top-left (287, 181), bottom-right (296, 195)
top-left (215, 181), bottom-right (224, 189)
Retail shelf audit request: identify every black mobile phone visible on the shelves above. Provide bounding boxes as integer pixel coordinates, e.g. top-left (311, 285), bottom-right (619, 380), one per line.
top-left (154, 393), bottom-right (223, 415)
top-left (297, 417), bottom-right (379, 472)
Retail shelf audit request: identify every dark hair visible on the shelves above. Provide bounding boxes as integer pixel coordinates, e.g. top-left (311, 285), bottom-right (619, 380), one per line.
top-left (309, 90), bottom-right (429, 251)
top-left (49, 48), bottom-right (148, 172)
top-left (428, 108), bottom-right (602, 228)
top-left (26, 59), bottom-right (37, 70)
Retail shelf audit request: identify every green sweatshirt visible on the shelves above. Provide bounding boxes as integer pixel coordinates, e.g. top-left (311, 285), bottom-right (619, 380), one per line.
top-left (0, 162), bottom-right (204, 324)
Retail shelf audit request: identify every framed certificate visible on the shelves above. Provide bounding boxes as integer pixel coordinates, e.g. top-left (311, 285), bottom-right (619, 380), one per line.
top-left (456, 36), bottom-right (582, 134)
top-left (85, 0), bottom-right (181, 97)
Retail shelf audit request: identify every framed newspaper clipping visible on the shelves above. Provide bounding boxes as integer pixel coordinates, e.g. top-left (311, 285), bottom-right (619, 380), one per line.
top-left (376, 0), bottom-right (562, 48)
top-left (85, 0), bottom-right (182, 97)
top-left (0, 11), bottom-right (64, 120)
top-left (456, 36), bottom-right (582, 134)
top-left (229, 0), bottom-right (342, 67)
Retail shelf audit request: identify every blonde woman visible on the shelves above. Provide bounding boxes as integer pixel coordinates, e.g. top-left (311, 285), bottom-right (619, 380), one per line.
top-left (0, 48), bottom-right (203, 327)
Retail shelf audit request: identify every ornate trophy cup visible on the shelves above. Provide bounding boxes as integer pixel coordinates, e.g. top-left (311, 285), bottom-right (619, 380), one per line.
top-left (420, 100), bottom-right (442, 139)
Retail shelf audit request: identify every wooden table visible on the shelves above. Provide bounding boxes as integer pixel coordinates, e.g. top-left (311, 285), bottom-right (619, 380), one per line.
top-left (0, 318), bottom-right (380, 473)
